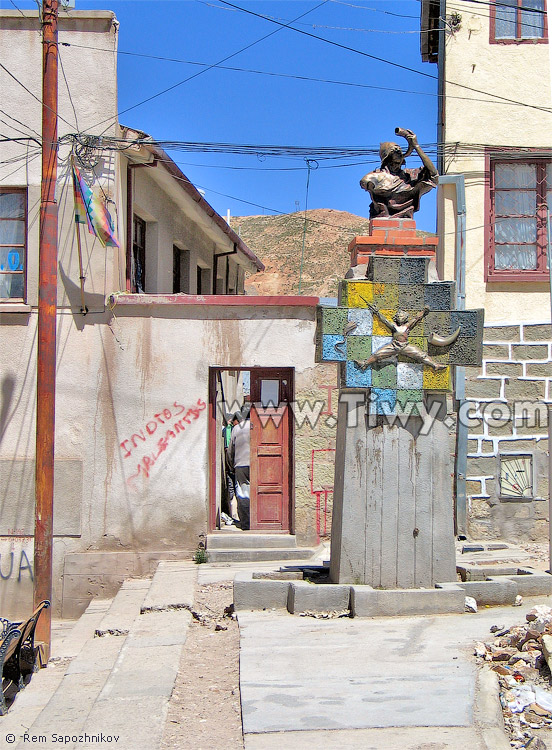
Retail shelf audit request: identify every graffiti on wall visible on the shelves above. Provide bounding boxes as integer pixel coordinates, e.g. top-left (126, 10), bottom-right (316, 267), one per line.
top-left (0, 539), bottom-right (33, 582)
top-left (123, 399), bottom-right (206, 488)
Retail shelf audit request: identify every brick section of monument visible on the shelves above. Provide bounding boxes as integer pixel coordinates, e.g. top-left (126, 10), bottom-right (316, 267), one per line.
top-left (348, 218), bottom-right (439, 265)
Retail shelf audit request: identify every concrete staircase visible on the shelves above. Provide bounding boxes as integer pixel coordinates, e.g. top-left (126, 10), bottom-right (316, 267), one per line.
top-left (2, 561), bottom-right (196, 750)
top-left (206, 531), bottom-right (318, 563)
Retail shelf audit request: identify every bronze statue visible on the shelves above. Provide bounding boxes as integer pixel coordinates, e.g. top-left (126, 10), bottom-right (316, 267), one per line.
top-left (360, 128), bottom-right (438, 219)
top-left (355, 304), bottom-right (448, 371)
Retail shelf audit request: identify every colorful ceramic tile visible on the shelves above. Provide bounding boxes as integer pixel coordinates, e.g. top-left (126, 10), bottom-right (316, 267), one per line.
top-left (396, 362), bottom-right (423, 389)
top-left (372, 313), bottom-right (397, 337)
top-left (398, 285), bottom-right (426, 311)
top-left (348, 308), bottom-right (373, 335)
top-left (367, 257), bottom-right (401, 282)
top-left (370, 388), bottom-right (397, 415)
top-left (424, 281), bottom-right (456, 311)
top-left (425, 311), bottom-right (452, 337)
top-left (321, 307), bottom-right (348, 335)
top-left (345, 360), bottom-right (372, 388)
top-left (371, 335), bottom-right (393, 353)
top-left (447, 336), bottom-right (481, 366)
top-left (399, 257), bottom-right (428, 284)
top-left (372, 361), bottom-right (397, 389)
top-left (343, 281), bottom-right (375, 308)
top-left (373, 283), bottom-right (399, 309)
top-left (322, 334), bottom-right (347, 362)
top-left (347, 335), bottom-right (372, 361)
top-left (451, 309), bottom-right (480, 338)
top-left (396, 389), bottom-right (424, 416)
top-left (423, 366), bottom-right (451, 391)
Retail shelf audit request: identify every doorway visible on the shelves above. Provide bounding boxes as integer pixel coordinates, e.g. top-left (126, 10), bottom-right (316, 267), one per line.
top-left (208, 367), bottom-right (294, 533)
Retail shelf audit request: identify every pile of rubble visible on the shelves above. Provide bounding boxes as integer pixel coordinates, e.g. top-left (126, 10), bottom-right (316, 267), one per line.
top-left (475, 605), bottom-right (552, 749)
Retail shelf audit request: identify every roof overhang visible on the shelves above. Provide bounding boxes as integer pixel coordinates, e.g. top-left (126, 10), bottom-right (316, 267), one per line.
top-left (121, 127), bottom-right (264, 274)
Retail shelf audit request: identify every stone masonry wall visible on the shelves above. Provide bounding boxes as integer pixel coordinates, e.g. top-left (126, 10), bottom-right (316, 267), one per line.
top-left (465, 323), bottom-right (551, 541)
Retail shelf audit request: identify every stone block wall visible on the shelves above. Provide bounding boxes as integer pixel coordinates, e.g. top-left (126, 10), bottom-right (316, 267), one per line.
top-left (465, 323), bottom-right (551, 541)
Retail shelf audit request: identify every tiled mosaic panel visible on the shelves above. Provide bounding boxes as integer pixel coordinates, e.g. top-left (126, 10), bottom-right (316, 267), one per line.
top-left (345, 360), bottom-right (372, 388)
top-left (371, 361), bottom-right (397, 389)
top-left (366, 256), bottom-right (429, 284)
top-left (424, 282), bottom-right (456, 311)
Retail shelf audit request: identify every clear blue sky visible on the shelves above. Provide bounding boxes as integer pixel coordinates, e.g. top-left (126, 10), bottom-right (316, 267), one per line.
top-left (3, 0), bottom-right (440, 231)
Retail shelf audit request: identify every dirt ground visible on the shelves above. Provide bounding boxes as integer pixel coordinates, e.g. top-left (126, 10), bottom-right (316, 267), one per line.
top-left (161, 580), bottom-right (243, 750)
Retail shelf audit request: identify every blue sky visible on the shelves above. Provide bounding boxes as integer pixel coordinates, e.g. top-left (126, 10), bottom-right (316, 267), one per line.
top-left (3, 0), bottom-right (440, 230)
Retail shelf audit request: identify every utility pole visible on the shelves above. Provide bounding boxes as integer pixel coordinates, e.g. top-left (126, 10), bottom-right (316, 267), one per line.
top-left (35, 0), bottom-right (58, 657)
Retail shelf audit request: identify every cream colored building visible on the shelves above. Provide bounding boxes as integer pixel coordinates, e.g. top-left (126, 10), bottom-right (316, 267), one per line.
top-left (0, 10), bottom-right (332, 619)
top-left (421, 0), bottom-right (552, 540)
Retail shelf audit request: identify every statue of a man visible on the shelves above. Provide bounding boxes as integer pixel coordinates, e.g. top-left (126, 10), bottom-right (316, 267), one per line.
top-left (360, 128), bottom-right (438, 219)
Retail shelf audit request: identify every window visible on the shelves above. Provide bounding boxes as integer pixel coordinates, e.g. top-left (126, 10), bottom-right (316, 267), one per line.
top-left (132, 215), bottom-right (146, 293)
top-left (0, 189), bottom-right (26, 301)
top-left (487, 157), bottom-right (551, 281)
top-left (491, 0), bottom-right (547, 43)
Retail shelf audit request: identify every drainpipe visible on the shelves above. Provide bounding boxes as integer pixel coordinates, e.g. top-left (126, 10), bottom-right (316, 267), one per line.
top-left (212, 244), bottom-right (238, 294)
top-left (439, 174), bottom-right (467, 538)
top-left (437, 0), bottom-right (446, 175)
top-left (125, 159), bottom-right (157, 292)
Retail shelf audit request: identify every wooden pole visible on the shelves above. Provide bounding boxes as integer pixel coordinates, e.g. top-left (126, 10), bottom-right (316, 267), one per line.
top-left (34, 0), bottom-right (58, 657)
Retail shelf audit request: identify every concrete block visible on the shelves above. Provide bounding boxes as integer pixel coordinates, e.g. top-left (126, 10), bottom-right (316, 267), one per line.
top-left (233, 572), bottom-right (290, 611)
top-left (506, 571), bottom-right (552, 596)
top-left (66, 633), bottom-right (124, 675)
top-left (351, 586), bottom-right (465, 617)
top-left (484, 325), bottom-right (520, 342)
top-left (99, 643), bottom-right (181, 699)
top-left (80, 695), bottom-right (168, 750)
top-left (287, 581), bottom-right (350, 614)
top-left (207, 534), bottom-right (298, 550)
top-left (523, 324), bottom-right (552, 341)
top-left (96, 583), bottom-right (149, 635)
top-left (455, 578), bottom-right (518, 605)
top-left (512, 344), bottom-right (549, 360)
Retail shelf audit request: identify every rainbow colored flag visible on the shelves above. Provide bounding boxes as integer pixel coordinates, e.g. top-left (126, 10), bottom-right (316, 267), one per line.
top-left (72, 162), bottom-right (119, 248)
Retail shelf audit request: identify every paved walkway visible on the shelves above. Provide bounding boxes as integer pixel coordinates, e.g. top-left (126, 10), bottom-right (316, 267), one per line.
top-left (0, 541), bottom-right (549, 750)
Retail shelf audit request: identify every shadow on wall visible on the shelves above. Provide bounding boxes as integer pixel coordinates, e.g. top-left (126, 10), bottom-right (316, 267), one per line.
top-left (0, 373), bottom-right (15, 445)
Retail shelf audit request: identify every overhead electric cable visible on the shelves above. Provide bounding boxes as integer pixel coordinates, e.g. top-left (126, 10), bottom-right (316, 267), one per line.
top-left (91, 0), bottom-right (329, 135)
top-left (0, 62), bottom-right (74, 128)
top-left (217, 0), bottom-right (552, 113)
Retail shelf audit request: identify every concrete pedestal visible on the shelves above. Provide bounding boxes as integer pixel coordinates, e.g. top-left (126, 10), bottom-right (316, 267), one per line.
top-left (330, 392), bottom-right (456, 588)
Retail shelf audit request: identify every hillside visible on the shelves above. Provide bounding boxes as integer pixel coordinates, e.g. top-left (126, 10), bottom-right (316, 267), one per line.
top-left (232, 209), bottom-right (433, 298)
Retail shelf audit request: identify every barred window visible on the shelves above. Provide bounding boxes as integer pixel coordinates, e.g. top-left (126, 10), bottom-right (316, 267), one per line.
top-left (487, 158), bottom-right (550, 281)
top-left (0, 189), bottom-right (26, 301)
top-left (491, 0), bottom-right (547, 42)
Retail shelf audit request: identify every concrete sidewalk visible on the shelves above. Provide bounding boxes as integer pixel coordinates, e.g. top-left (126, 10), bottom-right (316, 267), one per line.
top-left (237, 606), bottom-right (522, 749)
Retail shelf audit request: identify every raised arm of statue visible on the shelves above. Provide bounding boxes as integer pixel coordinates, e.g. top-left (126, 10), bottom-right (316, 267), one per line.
top-left (395, 128), bottom-right (438, 179)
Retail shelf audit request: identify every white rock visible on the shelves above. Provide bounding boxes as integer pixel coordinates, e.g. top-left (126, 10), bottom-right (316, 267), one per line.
top-left (465, 596), bottom-right (478, 613)
top-left (514, 595), bottom-right (523, 607)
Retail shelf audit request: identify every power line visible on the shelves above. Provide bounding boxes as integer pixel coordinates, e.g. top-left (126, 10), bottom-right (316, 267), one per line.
top-left (91, 0), bottom-right (330, 135)
top-left (328, 0), bottom-right (419, 19)
top-left (62, 42), bottom-right (550, 112)
top-left (217, 0), bottom-right (552, 113)
top-left (0, 61), bottom-right (75, 129)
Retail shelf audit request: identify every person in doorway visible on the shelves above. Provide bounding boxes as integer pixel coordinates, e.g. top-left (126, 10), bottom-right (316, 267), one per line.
top-left (229, 409), bottom-right (251, 531)
top-left (222, 412), bottom-right (241, 525)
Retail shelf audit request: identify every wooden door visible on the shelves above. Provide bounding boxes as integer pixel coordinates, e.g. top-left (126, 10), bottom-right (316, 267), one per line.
top-left (249, 369), bottom-right (292, 531)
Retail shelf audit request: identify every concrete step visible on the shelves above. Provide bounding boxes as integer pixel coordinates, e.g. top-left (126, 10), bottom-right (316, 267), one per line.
top-left (207, 547), bottom-right (317, 563)
top-left (207, 532), bottom-right (299, 550)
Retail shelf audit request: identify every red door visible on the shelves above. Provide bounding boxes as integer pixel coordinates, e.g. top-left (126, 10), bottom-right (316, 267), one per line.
top-left (249, 369), bottom-right (293, 531)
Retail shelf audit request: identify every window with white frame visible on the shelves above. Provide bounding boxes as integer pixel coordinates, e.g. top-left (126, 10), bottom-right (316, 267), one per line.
top-left (491, 0), bottom-right (547, 42)
top-left (0, 188), bottom-right (26, 301)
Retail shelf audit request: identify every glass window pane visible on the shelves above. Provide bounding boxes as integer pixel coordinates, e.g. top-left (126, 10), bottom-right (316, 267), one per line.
top-left (0, 219), bottom-right (25, 245)
top-left (495, 163), bottom-right (537, 188)
top-left (495, 0), bottom-right (517, 38)
top-left (260, 379), bottom-right (279, 407)
top-left (0, 272), bottom-right (24, 299)
top-left (0, 193), bottom-right (25, 219)
top-left (495, 190), bottom-right (535, 216)
top-left (495, 244), bottom-right (538, 270)
top-left (495, 217), bottom-right (537, 243)
top-left (521, 0), bottom-right (545, 38)
top-left (0, 247), bottom-right (24, 272)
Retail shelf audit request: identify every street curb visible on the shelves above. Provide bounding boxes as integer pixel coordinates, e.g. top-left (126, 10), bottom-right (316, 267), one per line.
top-left (474, 665), bottom-right (511, 750)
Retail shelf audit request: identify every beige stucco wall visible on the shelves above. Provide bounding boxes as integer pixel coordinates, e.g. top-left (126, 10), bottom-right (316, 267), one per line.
top-left (439, 3), bottom-right (552, 323)
top-left (0, 301), bottom-right (326, 618)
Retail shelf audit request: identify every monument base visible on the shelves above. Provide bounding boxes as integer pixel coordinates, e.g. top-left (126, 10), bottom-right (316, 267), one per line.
top-left (329, 392), bottom-right (457, 588)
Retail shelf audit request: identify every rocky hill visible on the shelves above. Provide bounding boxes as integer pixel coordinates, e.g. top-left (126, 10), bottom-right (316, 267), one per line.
top-left (232, 208), bottom-right (433, 298)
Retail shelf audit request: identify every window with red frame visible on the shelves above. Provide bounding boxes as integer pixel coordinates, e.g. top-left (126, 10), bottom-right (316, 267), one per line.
top-left (491, 0), bottom-right (547, 42)
top-left (488, 159), bottom-right (551, 281)
top-left (0, 188), bottom-right (26, 301)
